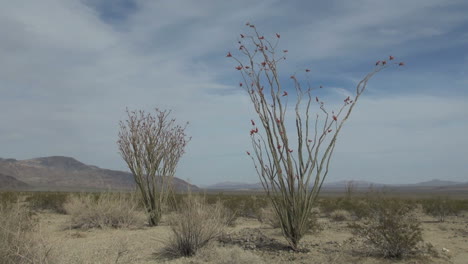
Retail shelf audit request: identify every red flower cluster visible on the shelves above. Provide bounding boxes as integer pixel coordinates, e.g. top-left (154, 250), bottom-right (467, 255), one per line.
top-left (226, 52), bottom-right (232, 57)
top-left (235, 66), bottom-right (243, 70)
top-left (282, 91), bottom-right (288, 96)
top-left (333, 115), bottom-right (337, 121)
top-left (250, 127), bottom-right (259, 135)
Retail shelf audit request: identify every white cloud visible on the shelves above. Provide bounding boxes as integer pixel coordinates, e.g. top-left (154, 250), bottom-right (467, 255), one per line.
top-left (0, 0), bottom-right (467, 185)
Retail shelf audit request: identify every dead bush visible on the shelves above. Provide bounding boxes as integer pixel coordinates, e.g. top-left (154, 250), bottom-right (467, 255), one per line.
top-left (64, 192), bottom-right (143, 229)
top-left (349, 198), bottom-right (423, 259)
top-left (0, 203), bottom-right (52, 264)
top-left (161, 195), bottom-right (227, 257)
top-left (330, 209), bottom-right (351, 221)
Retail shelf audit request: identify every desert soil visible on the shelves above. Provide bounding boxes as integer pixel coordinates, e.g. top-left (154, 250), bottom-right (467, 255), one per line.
top-left (37, 212), bottom-right (467, 264)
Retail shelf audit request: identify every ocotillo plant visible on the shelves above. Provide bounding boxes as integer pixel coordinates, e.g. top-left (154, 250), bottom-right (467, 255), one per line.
top-left (227, 23), bottom-right (404, 250)
top-left (118, 109), bottom-right (190, 226)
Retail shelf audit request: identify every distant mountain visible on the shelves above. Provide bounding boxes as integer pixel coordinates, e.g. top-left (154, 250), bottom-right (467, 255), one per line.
top-left (206, 181), bottom-right (262, 190)
top-left (205, 178), bottom-right (467, 192)
top-left (0, 156), bottom-right (198, 191)
top-left (0, 173), bottom-right (29, 189)
top-left (409, 179), bottom-right (461, 187)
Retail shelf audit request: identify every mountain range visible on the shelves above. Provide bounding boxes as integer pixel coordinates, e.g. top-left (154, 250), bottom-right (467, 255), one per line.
top-left (204, 179), bottom-right (468, 192)
top-left (0, 156), bottom-right (197, 191)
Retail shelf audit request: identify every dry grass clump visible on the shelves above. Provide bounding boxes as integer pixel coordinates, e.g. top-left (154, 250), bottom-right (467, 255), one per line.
top-left (330, 209), bottom-right (351, 221)
top-left (64, 192), bottom-right (143, 229)
top-left (161, 195), bottom-right (228, 258)
top-left (350, 198), bottom-right (423, 259)
top-left (167, 246), bottom-right (265, 264)
top-left (0, 203), bottom-right (52, 264)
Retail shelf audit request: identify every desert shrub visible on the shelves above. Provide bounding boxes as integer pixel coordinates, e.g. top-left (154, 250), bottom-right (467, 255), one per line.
top-left (350, 198), bottom-right (423, 259)
top-left (421, 197), bottom-right (465, 222)
top-left (64, 192), bottom-right (143, 229)
top-left (0, 191), bottom-right (22, 206)
top-left (25, 192), bottom-right (69, 214)
top-left (330, 209), bottom-right (351, 221)
top-left (0, 203), bottom-right (52, 264)
top-left (161, 195), bottom-right (227, 257)
top-left (258, 204), bottom-right (281, 228)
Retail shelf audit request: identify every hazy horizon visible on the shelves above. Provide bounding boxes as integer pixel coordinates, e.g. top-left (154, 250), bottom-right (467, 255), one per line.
top-left (1, 0), bottom-right (467, 186)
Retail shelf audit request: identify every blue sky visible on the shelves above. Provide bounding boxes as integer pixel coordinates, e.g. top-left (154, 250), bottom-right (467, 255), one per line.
top-left (0, 0), bottom-right (467, 186)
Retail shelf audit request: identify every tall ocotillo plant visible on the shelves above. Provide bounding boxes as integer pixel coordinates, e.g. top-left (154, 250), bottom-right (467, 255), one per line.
top-left (118, 109), bottom-right (190, 226)
top-left (227, 23), bottom-right (404, 250)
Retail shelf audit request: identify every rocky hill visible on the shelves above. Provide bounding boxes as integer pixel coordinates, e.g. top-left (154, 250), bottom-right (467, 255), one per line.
top-left (0, 173), bottom-right (29, 189)
top-left (0, 156), bottom-right (197, 191)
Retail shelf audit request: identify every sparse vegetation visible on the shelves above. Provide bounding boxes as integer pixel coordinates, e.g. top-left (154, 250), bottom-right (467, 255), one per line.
top-left (64, 192), bottom-right (143, 229)
top-left (161, 195), bottom-right (228, 258)
top-left (421, 196), bottom-right (466, 222)
top-left (25, 192), bottom-right (69, 214)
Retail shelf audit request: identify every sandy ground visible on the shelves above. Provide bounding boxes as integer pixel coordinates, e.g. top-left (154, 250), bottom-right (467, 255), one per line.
top-left (37, 212), bottom-right (467, 264)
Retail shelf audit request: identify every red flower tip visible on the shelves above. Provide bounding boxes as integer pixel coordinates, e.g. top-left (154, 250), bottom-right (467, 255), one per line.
top-left (261, 62), bottom-right (266, 67)
top-left (246, 151), bottom-right (250, 155)
top-left (277, 144), bottom-right (281, 150)
top-left (307, 139), bottom-right (313, 143)
top-left (399, 62), bottom-right (405, 66)
top-left (240, 34), bottom-right (245, 38)
top-left (245, 66), bottom-right (250, 69)
top-left (251, 119), bottom-right (255, 126)
top-left (239, 82), bottom-right (243, 87)
top-left (282, 91), bottom-right (288, 96)
top-left (245, 22), bottom-right (250, 26)
top-left (389, 55), bottom-right (395, 60)
top-left (316, 96), bottom-right (319, 102)
top-left (239, 45), bottom-right (244, 50)
top-left (333, 115), bottom-right (337, 121)
top-left (283, 50), bottom-right (288, 53)
top-left (328, 129), bottom-right (332, 133)
top-left (254, 127), bottom-right (258, 133)
top-left (376, 60), bottom-right (381, 66)
top-left (249, 25), bottom-right (255, 28)
top-left (290, 75), bottom-right (296, 79)
top-left (258, 36), bottom-right (264, 40)
top-left (288, 149), bottom-right (293, 153)
top-left (235, 65), bottom-right (243, 70)
top-left (382, 60), bottom-right (387, 65)
top-left (305, 69), bottom-right (311, 72)
top-left (226, 52), bottom-right (232, 57)
top-left (276, 33), bottom-right (281, 38)
top-left (276, 118), bottom-right (281, 123)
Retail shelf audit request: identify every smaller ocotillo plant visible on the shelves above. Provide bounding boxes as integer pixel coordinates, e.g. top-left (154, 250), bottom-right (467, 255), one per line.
top-left (118, 108), bottom-right (190, 226)
top-left (228, 23), bottom-right (404, 250)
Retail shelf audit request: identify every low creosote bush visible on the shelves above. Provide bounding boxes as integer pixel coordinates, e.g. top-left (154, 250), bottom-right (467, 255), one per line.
top-left (349, 198), bottom-right (423, 259)
top-left (421, 197), bottom-right (465, 222)
top-left (161, 195), bottom-right (228, 258)
top-left (64, 192), bottom-right (143, 229)
top-left (25, 192), bottom-right (69, 214)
